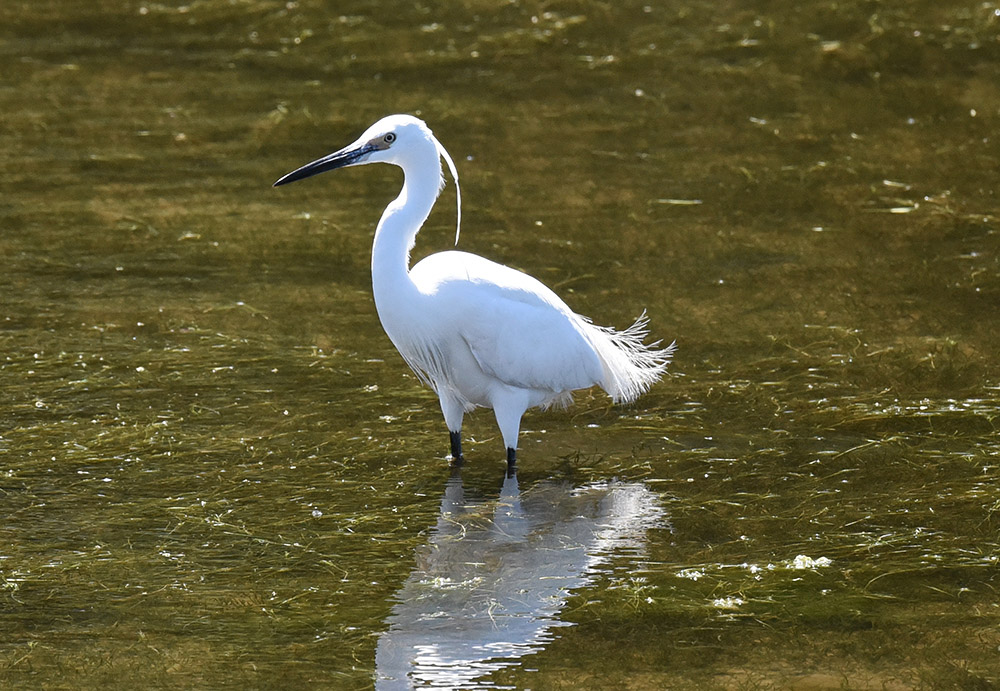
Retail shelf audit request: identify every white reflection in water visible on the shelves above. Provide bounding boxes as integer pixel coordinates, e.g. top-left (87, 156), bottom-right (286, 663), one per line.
top-left (375, 471), bottom-right (665, 689)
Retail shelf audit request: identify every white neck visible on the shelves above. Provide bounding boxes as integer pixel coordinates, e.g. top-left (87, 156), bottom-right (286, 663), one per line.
top-left (370, 157), bottom-right (442, 324)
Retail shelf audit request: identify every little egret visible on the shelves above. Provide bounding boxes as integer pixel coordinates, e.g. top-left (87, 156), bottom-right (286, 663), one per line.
top-left (274, 114), bottom-right (674, 467)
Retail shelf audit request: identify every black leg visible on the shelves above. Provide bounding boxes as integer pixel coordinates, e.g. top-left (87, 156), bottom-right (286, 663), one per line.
top-left (506, 446), bottom-right (517, 471)
top-left (449, 430), bottom-right (464, 465)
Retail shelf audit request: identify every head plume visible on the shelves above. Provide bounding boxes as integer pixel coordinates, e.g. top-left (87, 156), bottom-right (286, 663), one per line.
top-left (433, 135), bottom-right (461, 245)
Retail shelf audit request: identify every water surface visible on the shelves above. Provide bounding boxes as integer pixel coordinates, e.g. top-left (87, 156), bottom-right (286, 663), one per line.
top-left (1, 0), bottom-right (998, 688)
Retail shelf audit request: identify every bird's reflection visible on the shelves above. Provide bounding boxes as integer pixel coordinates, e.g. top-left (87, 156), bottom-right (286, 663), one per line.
top-left (374, 468), bottom-right (665, 689)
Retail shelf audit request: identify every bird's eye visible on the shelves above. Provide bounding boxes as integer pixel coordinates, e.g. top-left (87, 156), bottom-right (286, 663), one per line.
top-left (384, 133), bottom-right (396, 144)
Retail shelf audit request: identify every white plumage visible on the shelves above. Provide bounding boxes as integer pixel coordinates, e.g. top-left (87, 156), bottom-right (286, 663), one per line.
top-left (275, 114), bottom-right (675, 466)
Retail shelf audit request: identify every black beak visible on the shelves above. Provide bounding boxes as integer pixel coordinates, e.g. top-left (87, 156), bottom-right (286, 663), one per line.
top-left (273, 142), bottom-right (377, 187)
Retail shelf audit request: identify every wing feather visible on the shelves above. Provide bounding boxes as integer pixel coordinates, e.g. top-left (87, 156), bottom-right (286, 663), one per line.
top-left (410, 251), bottom-right (604, 394)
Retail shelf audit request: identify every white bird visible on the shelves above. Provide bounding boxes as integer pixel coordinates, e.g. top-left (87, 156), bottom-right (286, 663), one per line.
top-left (274, 114), bottom-right (674, 467)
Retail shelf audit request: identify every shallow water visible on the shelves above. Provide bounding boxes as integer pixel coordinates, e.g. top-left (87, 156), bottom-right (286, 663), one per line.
top-left (1, 0), bottom-right (999, 688)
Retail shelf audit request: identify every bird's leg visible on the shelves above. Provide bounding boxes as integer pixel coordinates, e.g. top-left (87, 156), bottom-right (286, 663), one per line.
top-left (492, 392), bottom-right (526, 475)
top-left (440, 396), bottom-right (465, 465)
top-left (506, 446), bottom-right (516, 474)
top-left (449, 430), bottom-right (464, 465)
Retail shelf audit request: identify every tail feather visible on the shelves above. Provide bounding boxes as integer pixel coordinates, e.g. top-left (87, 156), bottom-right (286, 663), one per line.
top-left (586, 311), bottom-right (675, 404)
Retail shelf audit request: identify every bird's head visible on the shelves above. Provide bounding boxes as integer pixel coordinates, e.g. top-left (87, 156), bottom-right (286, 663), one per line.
top-left (273, 113), bottom-right (462, 242)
